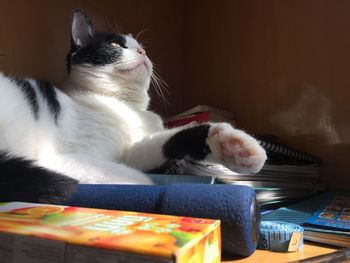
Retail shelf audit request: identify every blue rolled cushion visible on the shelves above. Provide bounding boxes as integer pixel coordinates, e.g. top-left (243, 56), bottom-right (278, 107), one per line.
top-left (65, 183), bottom-right (259, 256)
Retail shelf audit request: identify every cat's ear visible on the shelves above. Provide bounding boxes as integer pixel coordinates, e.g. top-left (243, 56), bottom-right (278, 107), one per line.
top-left (71, 10), bottom-right (94, 47)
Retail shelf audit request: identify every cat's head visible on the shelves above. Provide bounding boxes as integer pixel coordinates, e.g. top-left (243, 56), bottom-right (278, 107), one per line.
top-left (66, 10), bottom-right (153, 100)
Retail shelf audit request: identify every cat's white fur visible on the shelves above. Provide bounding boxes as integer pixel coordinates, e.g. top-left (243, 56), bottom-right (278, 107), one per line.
top-left (0, 28), bottom-right (267, 185)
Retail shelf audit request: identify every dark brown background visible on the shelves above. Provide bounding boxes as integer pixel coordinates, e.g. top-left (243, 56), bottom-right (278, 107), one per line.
top-left (1, 0), bottom-right (349, 188)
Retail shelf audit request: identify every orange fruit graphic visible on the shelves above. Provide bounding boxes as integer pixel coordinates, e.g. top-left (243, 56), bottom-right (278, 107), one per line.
top-left (93, 230), bottom-right (178, 257)
top-left (13, 206), bottom-right (64, 216)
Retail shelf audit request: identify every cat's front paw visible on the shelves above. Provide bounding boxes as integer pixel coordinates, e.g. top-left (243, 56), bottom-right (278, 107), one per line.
top-left (206, 123), bottom-right (267, 174)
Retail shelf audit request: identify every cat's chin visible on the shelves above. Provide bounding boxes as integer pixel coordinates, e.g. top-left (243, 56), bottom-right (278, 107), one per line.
top-left (119, 62), bottom-right (148, 74)
top-left (116, 60), bottom-right (152, 82)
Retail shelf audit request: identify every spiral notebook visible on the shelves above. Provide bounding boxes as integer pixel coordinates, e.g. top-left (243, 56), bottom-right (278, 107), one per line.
top-left (253, 134), bottom-right (322, 166)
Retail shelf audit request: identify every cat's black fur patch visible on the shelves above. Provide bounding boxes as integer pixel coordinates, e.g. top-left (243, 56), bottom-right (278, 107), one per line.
top-left (36, 80), bottom-right (61, 123)
top-left (0, 152), bottom-right (78, 204)
top-left (67, 32), bottom-right (127, 71)
top-left (8, 76), bottom-right (39, 120)
top-left (163, 124), bottom-right (211, 160)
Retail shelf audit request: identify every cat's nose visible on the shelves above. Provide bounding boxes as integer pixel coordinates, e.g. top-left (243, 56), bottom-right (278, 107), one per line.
top-left (137, 47), bottom-right (146, 56)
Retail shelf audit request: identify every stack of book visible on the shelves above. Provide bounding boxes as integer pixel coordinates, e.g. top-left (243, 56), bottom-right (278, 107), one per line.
top-left (162, 105), bottom-right (324, 210)
top-left (164, 105), bottom-right (236, 128)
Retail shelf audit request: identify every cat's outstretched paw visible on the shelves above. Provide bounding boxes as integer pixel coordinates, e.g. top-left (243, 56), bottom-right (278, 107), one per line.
top-left (206, 123), bottom-right (267, 174)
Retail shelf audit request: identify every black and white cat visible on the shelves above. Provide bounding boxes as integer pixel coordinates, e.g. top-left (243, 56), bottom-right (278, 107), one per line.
top-left (0, 11), bottom-right (267, 203)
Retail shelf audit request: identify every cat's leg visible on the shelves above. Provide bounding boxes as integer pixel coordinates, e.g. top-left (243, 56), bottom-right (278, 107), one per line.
top-left (124, 123), bottom-right (267, 174)
top-left (37, 153), bottom-right (153, 184)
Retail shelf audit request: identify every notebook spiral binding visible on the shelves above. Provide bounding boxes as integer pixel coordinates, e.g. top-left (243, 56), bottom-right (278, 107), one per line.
top-left (252, 134), bottom-right (322, 166)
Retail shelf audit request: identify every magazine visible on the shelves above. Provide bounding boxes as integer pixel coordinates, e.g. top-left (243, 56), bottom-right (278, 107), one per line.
top-left (263, 192), bottom-right (350, 247)
top-left (305, 193), bottom-right (350, 230)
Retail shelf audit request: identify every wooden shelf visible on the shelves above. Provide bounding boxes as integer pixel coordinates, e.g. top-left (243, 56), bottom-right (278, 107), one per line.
top-left (222, 242), bottom-right (338, 263)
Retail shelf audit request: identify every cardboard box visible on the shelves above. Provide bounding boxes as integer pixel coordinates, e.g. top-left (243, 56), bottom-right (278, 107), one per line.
top-left (0, 202), bottom-right (221, 263)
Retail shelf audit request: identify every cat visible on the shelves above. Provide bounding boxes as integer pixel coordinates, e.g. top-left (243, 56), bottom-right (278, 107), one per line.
top-left (0, 10), bottom-right (267, 204)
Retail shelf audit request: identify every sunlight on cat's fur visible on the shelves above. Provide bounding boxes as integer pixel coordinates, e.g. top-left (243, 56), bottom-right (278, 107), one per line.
top-left (0, 10), bottom-right (267, 203)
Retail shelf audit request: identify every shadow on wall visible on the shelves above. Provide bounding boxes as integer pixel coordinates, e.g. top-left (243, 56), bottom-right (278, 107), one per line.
top-left (270, 86), bottom-right (349, 146)
top-left (270, 85), bottom-right (350, 189)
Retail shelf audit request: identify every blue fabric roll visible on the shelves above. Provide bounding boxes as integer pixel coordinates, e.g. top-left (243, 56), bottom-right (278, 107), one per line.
top-left (65, 183), bottom-right (259, 256)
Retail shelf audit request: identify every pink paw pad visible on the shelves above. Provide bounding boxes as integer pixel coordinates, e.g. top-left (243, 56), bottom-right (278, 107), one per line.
top-left (222, 139), bottom-right (251, 158)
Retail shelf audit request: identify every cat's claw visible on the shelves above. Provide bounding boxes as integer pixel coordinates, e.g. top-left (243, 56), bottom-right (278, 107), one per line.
top-left (206, 123), bottom-right (267, 174)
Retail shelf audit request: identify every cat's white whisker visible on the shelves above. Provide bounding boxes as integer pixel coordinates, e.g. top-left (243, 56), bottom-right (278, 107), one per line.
top-left (136, 28), bottom-right (150, 42)
top-left (151, 68), bottom-right (169, 107)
